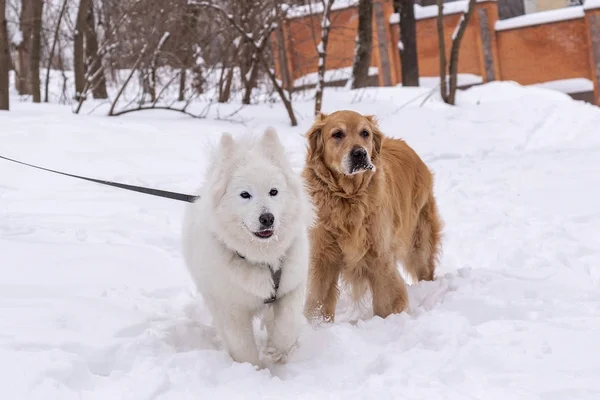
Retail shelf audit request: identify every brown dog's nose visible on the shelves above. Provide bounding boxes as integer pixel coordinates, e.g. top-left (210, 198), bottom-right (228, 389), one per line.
top-left (351, 147), bottom-right (367, 163)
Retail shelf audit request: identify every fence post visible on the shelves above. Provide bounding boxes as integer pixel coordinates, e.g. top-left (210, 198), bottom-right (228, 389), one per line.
top-left (272, 19), bottom-right (294, 93)
top-left (474, 0), bottom-right (501, 83)
top-left (584, 3), bottom-right (600, 105)
top-left (373, 0), bottom-right (396, 86)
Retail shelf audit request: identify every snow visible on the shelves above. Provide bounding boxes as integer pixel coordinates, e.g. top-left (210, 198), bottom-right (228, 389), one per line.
top-left (528, 77), bottom-right (594, 93)
top-left (391, 1), bottom-right (469, 24)
top-left (294, 66), bottom-right (379, 87)
top-left (11, 29), bottom-right (23, 47)
top-left (418, 73), bottom-right (484, 88)
top-left (452, 15), bottom-right (465, 41)
top-left (584, 0), bottom-right (600, 10)
top-left (3, 79), bottom-right (600, 398)
top-left (495, 6), bottom-right (584, 31)
top-left (287, 0), bottom-right (358, 19)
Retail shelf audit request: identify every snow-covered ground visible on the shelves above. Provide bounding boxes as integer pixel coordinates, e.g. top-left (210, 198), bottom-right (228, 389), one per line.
top-left (2, 81), bottom-right (600, 399)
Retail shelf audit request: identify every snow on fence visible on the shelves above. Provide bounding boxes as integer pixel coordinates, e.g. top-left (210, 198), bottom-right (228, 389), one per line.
top-left (270, 0), bottom-right (600, 105)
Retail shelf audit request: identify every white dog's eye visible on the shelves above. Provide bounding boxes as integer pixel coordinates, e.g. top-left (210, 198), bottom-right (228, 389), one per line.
top-left (269, 189), bottom-right (278, 196)
top-left (240, 191), bottom-right (252, 199)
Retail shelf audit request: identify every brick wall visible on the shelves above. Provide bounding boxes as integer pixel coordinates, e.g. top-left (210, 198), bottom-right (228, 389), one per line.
top-left (271, 0), bottom-right (600, 105)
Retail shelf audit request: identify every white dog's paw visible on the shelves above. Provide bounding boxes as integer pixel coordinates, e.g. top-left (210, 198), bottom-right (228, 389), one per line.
top-left (263, 341), bottom-right (298, 364)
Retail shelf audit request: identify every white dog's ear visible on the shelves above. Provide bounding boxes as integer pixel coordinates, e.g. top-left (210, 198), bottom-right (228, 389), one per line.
top-left (260, 127), bottom-right (286, 164)
top-left (218, 132), bottom-right (235, 159)
top-left (208, 133), bottom-right (236, 206)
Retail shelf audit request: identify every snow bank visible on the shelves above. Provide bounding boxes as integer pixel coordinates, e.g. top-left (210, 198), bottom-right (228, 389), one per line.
top-left (390, 1), bottom-right (492, 24)
top-left (528, 78), bottom-right (594, 94)
top-left (584, 0), bottom-right (600, 10)
top-left (495, 6), bottom-right (584, 31)
top-left (286, 0), bottom-right (358, 19)
top-left (418, 73), bottom-right (483, 88)
top-left (294, 66), bottom-right (378, 87)
top-left (2, 80), bottom-right (600, 398)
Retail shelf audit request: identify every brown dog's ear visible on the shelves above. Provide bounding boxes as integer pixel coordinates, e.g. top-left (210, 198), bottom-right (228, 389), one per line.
top-left (305, 113), bottom-right (328, 164)
top-left (365, 115), bottom-right (383, 162)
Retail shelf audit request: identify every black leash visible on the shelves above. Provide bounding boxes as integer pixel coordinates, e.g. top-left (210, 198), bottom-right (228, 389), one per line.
top-left (0, 154), bottom-right (199, 203)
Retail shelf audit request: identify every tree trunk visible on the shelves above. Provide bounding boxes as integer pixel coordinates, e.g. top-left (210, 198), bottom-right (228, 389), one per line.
top-left (74, 0), bottom-right (90, 101)
top-left (0, 0), bottom-right (9, 110)
top-left (238, 41), bottom-right (252, 103)
top-left (436, 0), bottom-right (447, 103)
top-left (30, 0), bottom-right (43, 103)
top-left (45, 0), bottom-right (68, 103)
top-left (17, 0), bottom-right (33, 95)
top-left (447, 0), bottom-right (476, 105)
top-left (351, 0), bottom-right (373, 89)
top-left (85, 2), bottom-right (108, 99)
top-left (242, 59), bottom-right (259, 105)
top-left (179, 67), bottom-right (186, 101)
top-left (179, 5), bottom-right (196, 101)
top-left (219, 65), bottom-right (234, 103)
top-left (397, 0), bottom-right (419, 86)
top-left (314, 0), bottom-right (335, 115)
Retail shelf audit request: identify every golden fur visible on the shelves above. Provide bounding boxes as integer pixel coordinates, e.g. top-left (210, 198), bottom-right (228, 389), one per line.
top-left (302, 110), bottom-right (443, 323)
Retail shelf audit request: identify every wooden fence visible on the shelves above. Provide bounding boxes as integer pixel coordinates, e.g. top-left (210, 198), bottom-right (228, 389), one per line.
top-left (271, 0), bottom-right (600, 105)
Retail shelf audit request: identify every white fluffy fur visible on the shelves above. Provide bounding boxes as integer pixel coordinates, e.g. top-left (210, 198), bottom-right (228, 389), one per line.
top-left (182, 128), bottom-right (313, 368)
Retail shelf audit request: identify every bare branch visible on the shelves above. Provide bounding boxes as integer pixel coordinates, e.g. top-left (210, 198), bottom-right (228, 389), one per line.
top-left (108, 43), bottom-right (149, 116)
top-left (436, 0), bottom-right (448, 103)
top-left (109, 105), bottom-right (204, 118)
top-left (44, 0), bottom-right (68, 103)
top-left (447, 0), bottom-right (476, 105)
top-left (314, 0), bottom-right (336, 114)
top-left (189, 0), bottom-right (297, 126)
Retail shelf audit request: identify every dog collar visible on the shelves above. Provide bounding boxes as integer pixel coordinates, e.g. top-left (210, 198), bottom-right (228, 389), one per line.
top-left (236, 252), bottom-right (282, 304)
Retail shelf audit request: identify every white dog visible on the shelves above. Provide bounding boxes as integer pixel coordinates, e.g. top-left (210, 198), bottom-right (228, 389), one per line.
top-left (182, 128), bottom-right (312, 368)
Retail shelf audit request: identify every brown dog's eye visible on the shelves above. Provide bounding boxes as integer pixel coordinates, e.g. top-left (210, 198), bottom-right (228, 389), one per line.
top-left (332, 130), bottom-right (344, 139)
top-left (360, 130), bottom-right (369, 138)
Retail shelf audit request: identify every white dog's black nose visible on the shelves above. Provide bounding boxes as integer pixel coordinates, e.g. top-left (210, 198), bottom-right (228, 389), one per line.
top-left (351, 147), bottom-right (367, 163)
top-left (259, 212), bottom-right (275, 228)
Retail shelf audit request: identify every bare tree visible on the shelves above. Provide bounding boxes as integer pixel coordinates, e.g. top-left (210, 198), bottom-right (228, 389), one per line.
top-left (178, 4), bottom-right (196, 102)
top-left (85, 0), bottom-right (107, 99)
top-left (44, 0), bottom-right (68, 103)
top-left (314, 0), bottom-right (335, 115)
top-left (436, 0), bottom-right (447, 103)
top-left (191, 0), bottom-right (298, 126)
top-left (395, 0), bottom-right (419, 86)
top-left (350, 0), bottom-right (372, 89)
top-left (16, 0), bottom-right (33, 94)
top-left (30, 0), bottom-right (42, 102)
top-left (74, 0), bottom-right (90, 101)
top-left (436, 0), bottom-right (475, 105)
top-left (0, 0), bottom-right (8, 110)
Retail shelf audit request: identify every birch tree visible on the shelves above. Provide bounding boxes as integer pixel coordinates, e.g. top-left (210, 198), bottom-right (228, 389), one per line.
top-left (436, 0), bottom-right (476, 105)
top-left (314, 0), bottom-right (335, 115)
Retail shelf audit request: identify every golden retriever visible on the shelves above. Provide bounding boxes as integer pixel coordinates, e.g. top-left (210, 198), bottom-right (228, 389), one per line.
top-left (302, 110), bottom-right (443, 323)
